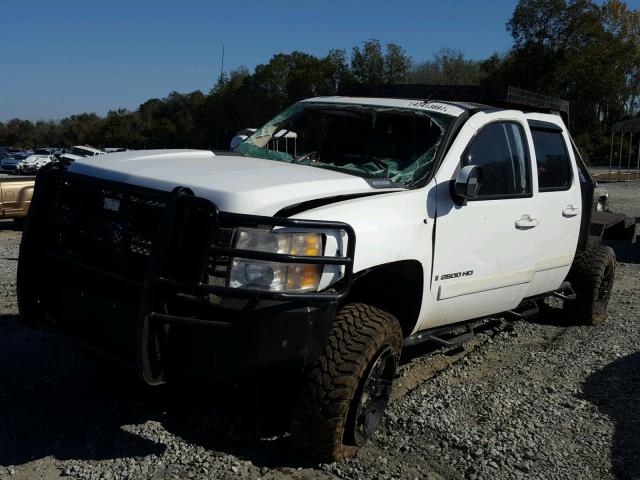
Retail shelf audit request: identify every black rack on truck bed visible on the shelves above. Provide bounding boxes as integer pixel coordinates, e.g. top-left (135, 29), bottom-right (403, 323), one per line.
top-left (339, 84), bottom-right (571, 122)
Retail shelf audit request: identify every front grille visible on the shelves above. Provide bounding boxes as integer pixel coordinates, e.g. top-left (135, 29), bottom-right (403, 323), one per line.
top-left (206, 227), bottom-right (235, 287)
top-left (34, 170), bottom-right (355, 306)
top-left (43, 174), bottom-right (170, 283)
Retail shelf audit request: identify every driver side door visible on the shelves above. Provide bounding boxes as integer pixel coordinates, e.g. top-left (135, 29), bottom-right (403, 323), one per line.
top-left (429, 115), bottom-right (538, 327)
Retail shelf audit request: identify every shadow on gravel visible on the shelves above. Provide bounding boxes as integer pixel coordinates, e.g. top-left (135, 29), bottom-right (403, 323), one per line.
top-left (0, 219), bottom-right (22, 232)
top-left (0, 313), bottom-right (311, 469)
top-left (528, 239), bottom-right (639, 328)
top-left (0, 313), bottom-right (166, 466)
top-left (583, 352), bottom-right (640, 479)
top-left (525, 307), bottom-right (583, 327)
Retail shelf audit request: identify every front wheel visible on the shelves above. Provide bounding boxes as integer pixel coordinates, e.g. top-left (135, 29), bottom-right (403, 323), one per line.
top-left (291, 303), bottom-right (402, 462)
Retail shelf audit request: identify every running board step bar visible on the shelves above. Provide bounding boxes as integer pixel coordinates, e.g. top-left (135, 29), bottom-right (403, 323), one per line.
top-left (429, 332), bottom-right (474, 347)
top-left (552, 281), bottom-right (577, 301)
top-left (506, 299), bottom-right (540, 319)
top-left (403, 327), bottom-right (474, 348)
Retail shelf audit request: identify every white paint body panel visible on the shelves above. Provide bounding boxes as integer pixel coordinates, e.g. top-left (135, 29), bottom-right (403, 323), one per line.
top-left (290, 188), bottom-right (432, 274)
top-left (69, 149), bottom-right (398, 216)
top-left (289, 187), bottom-right (437, 333)
top-left (425, 110), bottom-right (581, 329)
top-left (523, 113), bottom-right (583, 296)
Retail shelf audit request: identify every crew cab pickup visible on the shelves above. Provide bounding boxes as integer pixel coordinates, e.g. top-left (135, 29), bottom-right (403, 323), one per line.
top-left (0, 175), bottom-right (34, 226)
top-left (17, 86), bottom-right (619, 461)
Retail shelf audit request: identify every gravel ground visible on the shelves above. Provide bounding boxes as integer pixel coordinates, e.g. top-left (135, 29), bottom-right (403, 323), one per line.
top-left (601, 182), bottom-right (640, 220)
top-left (1, 181), bottom-right (639, 480)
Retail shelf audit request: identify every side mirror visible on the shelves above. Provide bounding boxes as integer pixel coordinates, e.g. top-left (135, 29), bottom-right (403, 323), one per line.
top-left (453, 165), bottom-right (482, 201)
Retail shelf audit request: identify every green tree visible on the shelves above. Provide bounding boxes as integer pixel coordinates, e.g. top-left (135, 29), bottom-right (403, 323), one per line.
top-left (351, 39), bottom-right (385, 83)
top-left (326, 49), bottom-right (353, 89)
top-left (384, 43), bottom-right (411, 83)
top-left (481, 0), bottom-right (640, 162)
top-left (5, 119), bottom-right (36, 147)
top-left (409, 49), bottom-right (483, 85)
top-left (351, 40), bottom-right (411, 83)
top-left (58, 113), bottom-right (103, 146)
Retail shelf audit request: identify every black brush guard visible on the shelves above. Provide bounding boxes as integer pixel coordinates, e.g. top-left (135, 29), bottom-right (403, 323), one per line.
top-left (17, 167), bottom-right (355, 384)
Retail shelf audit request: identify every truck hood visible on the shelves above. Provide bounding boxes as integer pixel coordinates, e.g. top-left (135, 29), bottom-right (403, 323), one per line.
top-left (69, 149), bottom-right (393, 216)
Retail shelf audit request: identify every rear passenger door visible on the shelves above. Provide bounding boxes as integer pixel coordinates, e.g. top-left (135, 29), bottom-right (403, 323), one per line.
top-left (525, 118), bottom-right (583, 296)
top-left (431, 114), bottom-right (538, 327)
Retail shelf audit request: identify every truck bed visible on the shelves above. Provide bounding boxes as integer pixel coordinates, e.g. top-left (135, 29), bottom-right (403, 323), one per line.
top-left (590, 210), bottom-right (638, 242)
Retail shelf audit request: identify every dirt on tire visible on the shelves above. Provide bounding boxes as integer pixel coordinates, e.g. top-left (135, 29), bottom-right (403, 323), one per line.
top-left (565, 244), bottom-right (616, 325)
top-left (290, 303), bottom-right (402, 462)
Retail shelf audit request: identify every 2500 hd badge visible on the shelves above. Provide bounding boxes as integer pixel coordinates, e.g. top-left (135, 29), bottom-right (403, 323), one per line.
top-left (436, 270), bottom-right (474, 281)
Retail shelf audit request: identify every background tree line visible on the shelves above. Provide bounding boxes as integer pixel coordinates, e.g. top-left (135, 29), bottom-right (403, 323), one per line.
top-left (1, 0), bottom-right (638, 164)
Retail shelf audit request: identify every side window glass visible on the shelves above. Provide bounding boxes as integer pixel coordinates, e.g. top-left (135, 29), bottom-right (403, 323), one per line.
top-left (463, 122), bottom-right (531, 198)
top-left (531, 129), bottom-right (572, 191)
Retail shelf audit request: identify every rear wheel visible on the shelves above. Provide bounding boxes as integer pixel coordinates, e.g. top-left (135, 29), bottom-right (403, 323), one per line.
top-left (291, 303), bottom-right (402, 462)
top-left (565, 245), bottom-right (616, 325)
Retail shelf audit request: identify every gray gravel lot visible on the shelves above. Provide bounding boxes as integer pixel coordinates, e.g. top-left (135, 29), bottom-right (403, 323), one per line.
top-left (1, 181), bottom-right (639, 480)
top-left (602, 181), bottom-right (640, 219)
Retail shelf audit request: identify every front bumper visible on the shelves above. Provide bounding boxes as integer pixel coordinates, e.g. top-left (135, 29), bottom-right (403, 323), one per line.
top-left (17, 167), bottom-right (355, 384)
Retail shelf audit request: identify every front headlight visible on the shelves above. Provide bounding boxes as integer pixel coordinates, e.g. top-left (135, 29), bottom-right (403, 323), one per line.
top-left (228, 228), bottom-right (323, 292)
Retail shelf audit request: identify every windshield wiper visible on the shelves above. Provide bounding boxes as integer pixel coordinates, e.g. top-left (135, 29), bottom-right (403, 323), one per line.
top-left (361, 154), bottom-right (390, 179)
top-left (293, 152), bottom-right (392, 181)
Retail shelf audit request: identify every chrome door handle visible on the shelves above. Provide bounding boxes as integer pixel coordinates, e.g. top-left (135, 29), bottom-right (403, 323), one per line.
top-left (562, 205), bottom-right (579, 218)
top-left (515, 214), bottom-right (539, 229)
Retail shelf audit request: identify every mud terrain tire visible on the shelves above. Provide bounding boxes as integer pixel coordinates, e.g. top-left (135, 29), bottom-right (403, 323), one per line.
top-left (565, 245), bottom-right (616, 325)
top-left (291, 303), bottom-right (402, 462)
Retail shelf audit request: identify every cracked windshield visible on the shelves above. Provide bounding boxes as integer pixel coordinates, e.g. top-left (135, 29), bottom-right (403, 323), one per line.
top-left (234, 102), bottom-right (453, 186)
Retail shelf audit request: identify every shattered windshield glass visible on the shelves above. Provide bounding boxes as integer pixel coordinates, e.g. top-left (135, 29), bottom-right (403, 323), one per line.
top-left (234, 102), bottom-right (453, 187)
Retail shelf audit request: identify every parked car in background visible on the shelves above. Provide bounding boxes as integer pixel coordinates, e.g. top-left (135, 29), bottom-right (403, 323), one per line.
top-left (230, 128), bottom-right (257, 150)
top-left (103, 147), bottom-right (132, 153)
top-left (20, 154), bottom-right (54, 174)
top-left (0, 174), bottom-right (35, 226)
top-left (0, 152), bottom-right (30, 172)
top-left (33, 148), bottom-right (58, 156)
top-left (60, 145), bottom-right (104, 163)
top-left (1, 148), bottom-right (31, 156)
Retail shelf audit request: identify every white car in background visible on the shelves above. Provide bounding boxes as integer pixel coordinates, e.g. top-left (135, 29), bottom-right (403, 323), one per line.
top-left (103, 147), bottom-right (132, 153)
top-left (60, 145), bottom-right (104, 163)
top-left (0, 154), bottom-right (25, 172)
top-left (19, 155), bottom-right (54, 174)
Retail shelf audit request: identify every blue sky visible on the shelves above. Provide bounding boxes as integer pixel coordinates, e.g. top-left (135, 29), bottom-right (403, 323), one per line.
top-left (0, 0), bottom-right (580, 121)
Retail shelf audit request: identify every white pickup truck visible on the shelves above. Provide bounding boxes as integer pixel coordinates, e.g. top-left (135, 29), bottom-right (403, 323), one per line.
top-left (18, 86), bottom-right (618, 462)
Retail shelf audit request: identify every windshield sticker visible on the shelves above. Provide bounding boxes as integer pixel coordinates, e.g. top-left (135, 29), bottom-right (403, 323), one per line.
top-left (406, 101), bottom-right (450, 113)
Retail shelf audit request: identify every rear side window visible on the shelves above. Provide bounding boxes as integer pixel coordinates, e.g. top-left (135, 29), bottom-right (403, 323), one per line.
top-left (463, 122), bottom-right (531, 198)
top-left (531, 129), bottom-right (572, 191)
